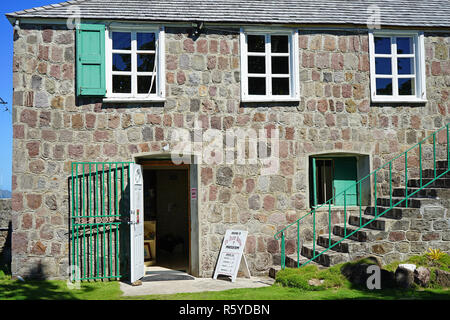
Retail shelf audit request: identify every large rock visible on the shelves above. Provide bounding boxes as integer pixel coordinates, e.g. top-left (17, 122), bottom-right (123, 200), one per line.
top-left (341, 256), bottom-right (395, 289)
top-left (414, 267), bottom-right (430, 287)
top-left (434, 269), bottom-right (450, 287)
top-left (395, 265), bottom-right (415, 288)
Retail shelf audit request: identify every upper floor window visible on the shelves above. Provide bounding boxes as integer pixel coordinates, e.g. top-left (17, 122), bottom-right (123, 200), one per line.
top-left (368, 30), bottom-right (426, 103)
top-left (105, 27), bottom-right (165, 102)
top-left (240, 28), bottom-right (299, 102)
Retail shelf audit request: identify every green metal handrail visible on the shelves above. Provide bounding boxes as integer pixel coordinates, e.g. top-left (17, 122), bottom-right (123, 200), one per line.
top-left (275, 122), bottom-right (450, 269)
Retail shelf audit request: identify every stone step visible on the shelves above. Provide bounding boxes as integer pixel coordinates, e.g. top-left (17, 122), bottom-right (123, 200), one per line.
top-left (408, 177), bottom-right (450, 188)
top-left (316, 234), bottom-right (369, 254)
top-left (332, 223), bottom-right (389, 242)
top-left (392, 188), bottom-right (438, 198)
top-left (348, 214), bottom-right (387, 231)
top-left (436, 160), bottom-right (449, 169)
top-left (301, 244), bottom-right (349, 267)
top-left (376, 197), bottom-right (422, 208)
top-left (365, 206), bottom-right (420, 220)
top-left (332, 224), bottom-right (369, 242)
top-left (421, 168), bottom-right (450, 179)
top-left (364, 206), bottom-right (403, 219)
top-left (268, 266), bottom-right (281, 279)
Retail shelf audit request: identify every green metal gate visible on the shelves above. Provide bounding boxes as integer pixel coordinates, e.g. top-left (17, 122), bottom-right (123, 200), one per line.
top-left (70, 162), bottom-right (133, 281)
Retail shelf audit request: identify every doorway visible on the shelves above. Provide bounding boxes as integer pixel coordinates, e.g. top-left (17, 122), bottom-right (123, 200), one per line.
top-left (141, 161), bottom-right (190, 273)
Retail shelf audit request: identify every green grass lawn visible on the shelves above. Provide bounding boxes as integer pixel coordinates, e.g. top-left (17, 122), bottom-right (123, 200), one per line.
top-left (1, 253), bottom-right (449, 300)
top-left (1, 278), bottom-right (449, 300)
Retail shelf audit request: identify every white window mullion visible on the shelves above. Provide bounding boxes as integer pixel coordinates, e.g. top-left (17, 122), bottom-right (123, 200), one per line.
top-left (106, 29), bottom-right (112, 96)
top-left (131, 32), bottom-right (137, 97)
top-left (240, 29), bottom-right (248, 99)
top-left (266, 34), bottom-right (271, 96)
top-left (391, 36), bottom-right (399, 97)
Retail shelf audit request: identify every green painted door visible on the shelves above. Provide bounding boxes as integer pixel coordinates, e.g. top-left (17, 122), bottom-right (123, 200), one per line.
top-left (333, 157), bottom-right (358, 206)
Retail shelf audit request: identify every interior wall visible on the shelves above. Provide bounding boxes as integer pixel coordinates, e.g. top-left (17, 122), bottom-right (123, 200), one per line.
top-left (155, 170), bottom-right (189, 266)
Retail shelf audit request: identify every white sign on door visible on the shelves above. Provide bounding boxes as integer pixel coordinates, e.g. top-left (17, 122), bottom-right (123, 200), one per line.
top-left (213, 229), bottom-right (250, 282)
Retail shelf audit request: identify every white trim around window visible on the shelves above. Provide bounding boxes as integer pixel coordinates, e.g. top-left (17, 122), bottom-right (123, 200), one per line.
top-left (240, 27), bottom-right (300, 103)
top-left (104, 25), bottom-right (166, 103)
top-left (368, 30), bottom-right (427, 103)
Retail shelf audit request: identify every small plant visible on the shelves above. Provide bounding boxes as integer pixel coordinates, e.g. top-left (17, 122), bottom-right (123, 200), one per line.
top-left (426, 248), bottom-right (446, 261)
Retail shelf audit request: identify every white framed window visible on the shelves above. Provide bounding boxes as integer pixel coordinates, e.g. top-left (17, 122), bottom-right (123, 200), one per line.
top-left (368, 30), bottom-right (426, 103)
top-left (105, 26), bottom-right (165, 102)
top-left (240, 28), bottom-right (300, 102)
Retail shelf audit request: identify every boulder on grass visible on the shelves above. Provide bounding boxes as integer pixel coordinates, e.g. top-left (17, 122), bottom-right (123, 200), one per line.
top-left (395, 266), bottom-right (415, 289)
top-left (434, 269), bottom-right (450, 287)
top-left (414, 267), bottom-right (430, 287)
top-left (341, 256), bottom-right (395, 289)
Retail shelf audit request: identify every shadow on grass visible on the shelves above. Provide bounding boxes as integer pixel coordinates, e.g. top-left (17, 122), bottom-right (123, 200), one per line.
top-left (343, 283), bottom-right (450, 300)
top-left (0, 262), bottom-right (97, 300)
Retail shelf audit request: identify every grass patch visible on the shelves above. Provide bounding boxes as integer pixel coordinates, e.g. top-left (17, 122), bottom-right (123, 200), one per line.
top-left (0, 279), bottom-right (122, 300)
top-left (0, 253), bottom-right (449, 300)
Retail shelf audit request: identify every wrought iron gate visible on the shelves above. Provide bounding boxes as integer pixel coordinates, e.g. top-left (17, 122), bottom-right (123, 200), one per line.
top-left (70, 162), bottom-right (132, 281)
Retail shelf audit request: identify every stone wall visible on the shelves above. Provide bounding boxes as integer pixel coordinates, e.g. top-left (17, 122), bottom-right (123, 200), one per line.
top-left (10, 23), bottom-right (450, 279)
top-left (0, 198), bottom-right (12, 270)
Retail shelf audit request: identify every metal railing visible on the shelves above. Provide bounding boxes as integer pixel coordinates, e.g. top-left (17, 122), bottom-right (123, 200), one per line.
top-left (274, 123), bottom-right (450, 269)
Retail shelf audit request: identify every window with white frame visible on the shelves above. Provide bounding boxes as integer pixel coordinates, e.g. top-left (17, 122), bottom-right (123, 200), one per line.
top-left (369, 31), bottom-right (426, 102)
top-left (240, 29), bottom-right (299, 102)
top-left (106, 27), bottom-right (165, 101)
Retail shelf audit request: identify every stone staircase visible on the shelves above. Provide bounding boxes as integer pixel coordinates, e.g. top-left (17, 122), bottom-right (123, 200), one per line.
top-left (269, 160), bottom-right (450, 278)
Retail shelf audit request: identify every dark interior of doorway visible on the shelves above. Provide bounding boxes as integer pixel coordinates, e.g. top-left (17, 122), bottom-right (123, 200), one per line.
top-left (143, 169), bottom-right (189, 272)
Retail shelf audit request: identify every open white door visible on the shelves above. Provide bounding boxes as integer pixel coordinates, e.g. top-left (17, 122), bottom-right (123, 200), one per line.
top-left (130, 163), bottom-right (144, 283)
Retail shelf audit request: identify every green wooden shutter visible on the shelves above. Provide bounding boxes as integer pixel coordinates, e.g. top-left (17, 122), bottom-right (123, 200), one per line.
top-left (333, 157), bottom-right (358, 206)
top-left (76, 24), bottom-right (106, 96)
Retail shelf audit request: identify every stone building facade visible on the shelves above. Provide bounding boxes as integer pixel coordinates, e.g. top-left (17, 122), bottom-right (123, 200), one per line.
top-left (8, 16), bottom-right (450, 279)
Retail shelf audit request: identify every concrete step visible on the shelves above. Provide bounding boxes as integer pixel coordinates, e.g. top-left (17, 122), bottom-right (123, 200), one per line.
top-left (301, 244), bottom-right (349, 267)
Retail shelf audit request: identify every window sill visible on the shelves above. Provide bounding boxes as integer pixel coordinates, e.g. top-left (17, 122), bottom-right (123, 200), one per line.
top-left (103, 97), bottom-right (166, 103)
top-left (241, 97), bottom-right (300, 103)
top-left (371, 97), bottom-right (428, 104)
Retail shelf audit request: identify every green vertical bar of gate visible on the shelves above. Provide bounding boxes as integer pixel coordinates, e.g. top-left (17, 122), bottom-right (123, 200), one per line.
top-left (75, 164), bottom-right (79, 279)
top-left (297, 220), bottom-right (300, 268)
top-left (115, 164), bottom-right (119, 217)
top-left (328, 202), bottom-right (331, 247)
top-left (281, 231), bottom-right (285, 270)
top-left (447, 125), bottom-right (450, 170)
top-left (71, 164), bottom-right (75, 281)
top-left (109, 224), bottom-right (112, 277)
top-left (359, 182), bottom-right (362, 227)
top-left (103, 223), bottom-right (106, 278)
top-left (405, 153), bottom-right (408, 208)
top-left (433, 133), bottom-right (436, 178)
top-left (344, 191), bottom-right (347, 237)
top-left (88, 164), bottom-right (91, 278)
top-left (108, 164), bottom-right (112, 217)
top-left (374, 171), bottom-right (377, 217)
top-left (419, 142), bottom-right (422, 187)
top-left (96, 164), bottom-right (99, 278)
top-left (312, 158), bottom-right (317, 207)
top-left (389, 162), bottom-right (392, 207)
top-left (118, 162), bottom-right (125, 277)
top-left (82, 164), bottom-right (85, 279)
top-left (312, 209), bottom-right (316, 258)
